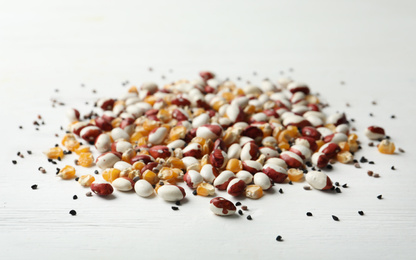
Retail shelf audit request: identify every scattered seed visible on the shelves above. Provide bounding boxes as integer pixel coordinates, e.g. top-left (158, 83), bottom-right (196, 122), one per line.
top-left (398, 148), bottom-right (405, 153)
top-left (377, 194), bottom-right (383, 199)
top-left (332, 215), bottom-right (339, 221)
top-left (354, 163), bottom-right (361, 168)
top-left (303, 186), bottom-right (311, 190)
top-left (12, 160), bottom-right (17, 165)
top-left (238, 210), bottom-right (243, 216)
top-left (75, 177), bottom-right (80, 181)
top-left (369, 161), bottom-right (374, 165)
top-left (73, 195), bottom-right (78, 200)
top-left (358, 211), bottom-right (364, 216)
top-left (19, 126), bottom-right (23, 129)
top-left (86, 192), bottom-right (92, 197)
top-left (94, 170), bottom-right (99, 175)
top-left (391, 166), bottom-right (395, 170)
top-left (374, 174), bottom-right (380, 178)
top-left (360, 157), bottom-right (368, 163)
top-left (279, 188), bottom-right (284, 194)
top-left (235, 202), bottom-right (242, 206)
top-left (276, 235), bottom-right (283, 241)
top-left (367, 170), bottom-right (373, 176)
top-left (246, 215), bottom-right (252, 220)
top-left (368, 142), bottom-right (374, 147)
top-left (326, 164), bottom-right (333, 170)
top-left (350, 118), bottom-right (355, 122)
top-left (335, 187), bottom-right (341, 193)
top-left (38, 167), bottom-right (46, 173)
top-left (192, 190), bottom-right (197, 196)
top-left (369, 113), bottom-right (373, 117)
top-left (171, 206), bottom-right (179, 211)
top-left (306, 212), bottom-right (313, 217)
top-left (372, 101), bottom-right (377, 105)
top-left (175, 201), bottom-right (181, 206)
top-left (241, 206), bottom-right (248, 211)
top-left (288, 181), bottom-right (293, 185)
top-left (69, 210), bottom-right (77, 216)
top-left (342, 183), bottom-right (348, 188)
top-left (27, 150), bottom-right (32, 155)
top-left (391, 115), bottom-right (395, 119)
top-left (56, 168), bottom-right (60, 174)
top-left (31, 184), bottom-right (38, 190)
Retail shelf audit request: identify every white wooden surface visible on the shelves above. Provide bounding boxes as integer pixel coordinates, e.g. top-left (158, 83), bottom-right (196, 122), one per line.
top-left (1, 1), bottom-right (416, 259)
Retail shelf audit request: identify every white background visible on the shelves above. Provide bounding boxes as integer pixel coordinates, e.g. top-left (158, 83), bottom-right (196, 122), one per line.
top-left (1, 0), bottom-right (416, 259)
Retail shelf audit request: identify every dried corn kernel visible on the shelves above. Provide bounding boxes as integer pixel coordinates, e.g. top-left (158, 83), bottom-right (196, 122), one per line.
top-left (196, 183), bottom-right (215, 196)
top-left (57, 165), bottom-right (76, 179)
top-left (78, 153), bottom-right (94, 167)
top-left (338, 142), bottom-right (350, 152)
top-left (165, 157), bottom-right (185, 169)
top-left (315, 140), bottom-right (325, 151)
top-left (378, 139), bottom-right (395, 154)
top-left (122, 148), bottom-right (136, 163)
top-left (78, 174), bottom-right (95, 187)
top-left (168, 126), bottom-right (187, 141)
top-left (102, 168), bottom-right (121, 183)
top-left (130, 131), bottom-right (144, 144)
top-left (74, 145), bottom-right (90, 155)
top-left (61, 133), bottom-right (80, 151)
top-left (120, 167), bottom-right (141, 179)
top-left (337, 151), bottom-right (353, 164)
top-left (44, 147), bottom-right (64, 159)
top-left (132, 161), bottom-right (146, 171)
top-left (245, 185), bottom-right (263, 199)
top-left (278, 142), bottom-right (290, 150)
top-left (225, 158), bottom-right (243, 173)
top-left (287, 168), bottom-right (304, 182)
top-left (143, 119), bottom-right (159, 131)
top-left (142, 170), bottom-right (159, 185)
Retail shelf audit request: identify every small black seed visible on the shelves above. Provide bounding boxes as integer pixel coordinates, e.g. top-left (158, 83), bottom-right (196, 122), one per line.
top-left (303, 186), bottom-right (311, 190)
top-left (391, 115), bottom-right (395, 119)
top-left (368, 142), bottom-right (374, 147)
top-left (94, 170), bottom-right (99, 175)
top-left (332, 215), bottom-right (339, 221)
top-left (69, 210), bottom-right (77, 216)
top-left (358, 211), bottom-right (364, 216)
top-left (398, 148), bottom-right (405, 153)
top-left (369, 113), bottom-right (373, 117)
top-left (335, 182), bottom-right (340, 186)
top-left (278, 188), bottom-right (283, 194)
top-left (350, 118), bottom-right (355, 122)
top-left (235, 202), bottom-right (242, 206)
top-left (75, 177), bottom-right (79, 181)
top-left (246, 215), bottom-right (252, 220)
top-left (288, 181), bottom-right (293, 185)
top-left (391, 166), bottom-right (395, 170)
top-left (19, 126), bottom-right (23, 129)
top-left (330, 186), bottom-right (335, 191)
top-left (342, 183), bottom-right (348, 188)
top-left (12, 160), bottom-right (17, 165)
top-left (27, 150), bottom-right (32, 155)
top-left (305, 161), bottom-right (312, 167)
top-left (238, 210), bottom-right (243, 216)
top-left (358, 145), bottom-right (362, 150)
top-left (55, 144), bottom-right (59, 147)
top-left (276, 235), bottom-right (283, 241)
top-left (302, 169), bottom-right (308, 173)
top-left (31, 184), bottom-right (38, 190)
top-left (311, 167), bottom-right (316, 171)
top-left (17, 151), bottom-right (21, 156)
top-left (335, 187), bottom-right (341, 193)
top-left (369, 161), bottom-right (374, 164)
top-left (306, 212), bottom-right (313, 217)
top-left (377, 194), bottom-right (383, 199)
top-left (326, 164), bottom-right (333, 170)
top-left (372, 101), bottom-right (377, 105)
top-left (171, 206), bottom-right (179, 211)
top-left (73, 195), bottom-right (78, 200)
top-left (192, 190), bottom-right (197, 196)
top-left (56, 168), bottom-right (60, 174)
top-left (386, 135), bottom-right (390, 140)
top-left (353, 159), bottom-right (358, 163)
top-left (360, 157), bottom-right (368, 163)
top-left (175, 201), bottom-right (181, 206)
top-left (374, 174), bottom-right (380, 178)
top-left (57, 157), bottom-right (61, 161)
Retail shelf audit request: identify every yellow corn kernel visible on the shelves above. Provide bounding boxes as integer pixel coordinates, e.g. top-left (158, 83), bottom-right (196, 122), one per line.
top-left (222, 92), bottom-right (235, 102)
top-left (111, 118), bottom-right (122, 128)
top-left (157, 109), bottom-right (171, 122)
top-left (74, 145), bottom-right (90, 155)
top-left (348, 139), bottom-right (359, 152)
top-left (337, 151), bottom-right (353, 164)
top-left (278, 129), bottom-right (296, 143)
top-left (196, 183), bottom-right (215, 196)
top-left (61, 133), bottom-right (80, 151)
top-left (348, 133), bottom-right (358, 141)
top-left (245, 185), bottom-right (263, 199)
top-left (158, 167), bottom-right (175, 181)
top-left (128, 86), bottom-right (138, 93)
top-left (223, 129), bottom-right (238, 146)
top-left (136, 136), bottom-right (148, 147)
top-left (143, 119), bottom-right (160, 131)
top-left (168, 126), bottom-right (187, 141)
top-left (212, 100), bottom-right (226, 111)
top-left (225, 158), bottom-right (243, 173)
top-left (278, 142), bottom-right (290, 151)
top-left (338, 142), bottom-right (350, 152)
top-left (200, 154), bottom-right (210, 167)
top-left (142, 170), bottom-right (159, 185)
top-left (234, 88), bottom-right (245, 96)
top-left (132, 161), bottom-right (146, 171)
top-left (192, 108), bottom-right (205, 117)
top-left (144, 95), bottom-right (157, 106)
top-left (172, 168), bottom-right (184, 181)
top-left (287, 168), bottom-right (304, 182)
top-left (378, 140), bottom-right (395, 154)
top-left (78, 174), bottom-right (95, 187)
top-left (57, 165), bottom-right (76, 179)
top-left (122, 148), bottom-right (136, 163)
top-left (130, 131), bottom-right (144, 144)
top-left (165, 157), bottom-right (185, 169)
top-left (325, 124), bottom-right (336, 132)
top-left (77, 152), bottom-right (94, 167)
top-left (244, 104), bottom-right (256, 114)
top-left (305, 94), bottom-right (320, 104)
top-left (191, 137), bottom-right (206, 146)
top-left (316, 140), bottom-right (325, 151)
top-left (120, 168), bottom-right (141, 179)
top-left (102, 168), bottom-right (121, 183)
top-left (44, 147), bottom-right (64, 159)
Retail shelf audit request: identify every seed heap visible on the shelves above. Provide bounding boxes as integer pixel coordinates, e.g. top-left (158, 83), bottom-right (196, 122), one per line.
top-left (41, 71), bottom-right (399, 216)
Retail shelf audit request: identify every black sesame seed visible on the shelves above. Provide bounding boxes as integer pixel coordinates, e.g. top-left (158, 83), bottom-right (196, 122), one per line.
top-left (55, 144), bottom-right (59, 147)
top-left (246, 215), bottom-right (252, 220)
top-left (288, 181), bottom-right (293, 185)
top-left (51, 160), bottom-right (57, 165)
top-left (391, 115), bottom-right (395, 119)
top-left (358, 211), bottom-right (364, 216)
top-left (235, 202), bottom-right (242, 206)
top-left (303, 186), bottom-right (311, 190)
top-left (279, 188), bottom-right (283, 194)
top-left (17, 151), bottom-right (21, 156)
top-left (369, 161), bottom-right (374, 164)
top-left (368, 142), bottom-right (374, 147)
top-left (56, 168), bottom-right (60, 174)
top-left (353, 159), bottom-right (358, 163)
top-left (69, 210), bottom-right (77, 216)
top-left (94, 170), bottom-right (99, 175)
top-left (377, 194), bottom-right (383, 199)
top-left (171, 206), bottom-right (179, 211)
top-left (175, 201), bottom-right (181, 206)
top-left (306, 212), bottom-right (313, 217)
top-left (305, 161), bottom-right (312, 167)
top-left (391, 166), bottom-right (395, 170)
top-left (386, 135), bottom-right (390, 140)
top-left (75, 177), bottom-right (80, 181)
top-left (369, 113), bottom-right (373, 117)
top-left (57, 157), bottom-right (61, 161)
top-left (31, 184), bottom-right (38, 190)
top-left (12, 160), bottom-right (17, 165)
top-left (19, 126), bottom-right (23, 129)
top-left (27, 150), bottom-right (32, 155)
top-left (335, 187), bottom-right (341, 193)
top-left (334, 182), bottom-right (340, 186)
top-left (311, 167), bottom-right (316, 171)
top-left (332, 215), bottom-right (339, 221)
top-left (342, 183), bottom-right (348, 188)
top-left (238, 210), bottom-right (243, 216)
top-left (360, 157), bottom-right (368, 163)
top-left (398, 148), bottom-right (405, 153)
top-left (326, 164), bottom-right (333, 170)
top-left (302, 169), bottom-right (308, 173)
top-left (192, 190), bottom-right (197, 196)
top-left (276, 235), bottom-right (283, 242)
top-left (350, 118), bottom-right (355, 122)
top-left (73, 195), bottom-right (78, 200)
